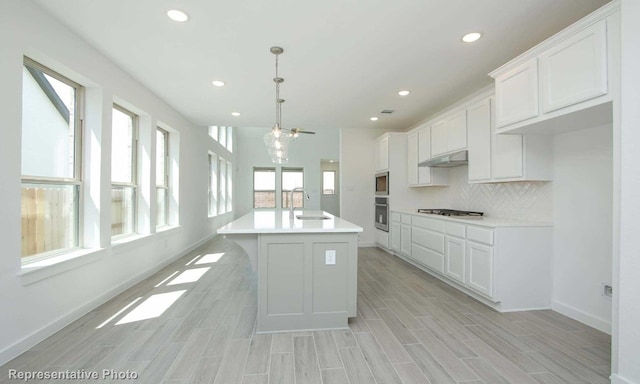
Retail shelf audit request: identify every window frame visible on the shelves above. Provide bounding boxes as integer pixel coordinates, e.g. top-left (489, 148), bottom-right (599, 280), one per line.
top-left (156, 127), bottom-right (170, 227)
top-left (226, 160), bottom-right (233, 213)
top-left (281, 167), bottom-right (305, 209)
top-left (20, 57), bottom-right (84, 263)
top-left (218, 156), bottom-right (227, 214)
top-left (111, 104), bottom-right (139, 239)
top-left (253, 167), bottom-right (276, 209)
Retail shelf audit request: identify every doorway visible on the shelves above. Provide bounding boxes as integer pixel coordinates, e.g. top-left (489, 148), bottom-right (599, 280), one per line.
top-left (320, 160), bottom-right (340, 216)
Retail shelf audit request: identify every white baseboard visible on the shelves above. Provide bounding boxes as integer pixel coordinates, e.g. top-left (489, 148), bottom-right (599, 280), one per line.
top-left (0, 233), bottom-right (216, 367)
top-left (611, 373), bottom-right (636, 384)
top-left (551, 300), bottom-right (612, 334)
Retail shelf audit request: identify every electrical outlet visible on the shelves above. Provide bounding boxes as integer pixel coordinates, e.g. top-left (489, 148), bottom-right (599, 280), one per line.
top-left (602, 283), bottom-right (613, 298)
top-left (325, 250), bottom-right (336, 265)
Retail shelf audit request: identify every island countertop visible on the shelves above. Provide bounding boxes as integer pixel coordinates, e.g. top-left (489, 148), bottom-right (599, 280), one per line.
top-left (217, 210), bottom-right (364, 234)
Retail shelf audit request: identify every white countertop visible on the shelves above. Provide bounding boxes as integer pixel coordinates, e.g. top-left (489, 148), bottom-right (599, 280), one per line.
top-left (217, 210), bottom-right (364, 234)
top-left (395, 209), bottom-right (553, 228)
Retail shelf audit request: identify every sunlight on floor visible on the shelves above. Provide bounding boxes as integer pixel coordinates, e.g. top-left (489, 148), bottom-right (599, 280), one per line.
top-left (167, 267), bottom-right (211, 285)
top-left (195, 253), bottom-right (224, 264)
top-left (96, 297), bottom-right (142, 329)
top-left (115, 290), bottom-right (186, 325)
top-left (155, 271), bottom-right (180, 287)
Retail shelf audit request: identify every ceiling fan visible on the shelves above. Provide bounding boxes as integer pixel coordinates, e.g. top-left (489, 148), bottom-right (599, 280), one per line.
top-left (288, 128), bottom-right (316, 137)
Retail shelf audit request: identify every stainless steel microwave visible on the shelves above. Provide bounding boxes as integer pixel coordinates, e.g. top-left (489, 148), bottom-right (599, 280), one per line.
top-left (375, 172), bottom-right (389, 195)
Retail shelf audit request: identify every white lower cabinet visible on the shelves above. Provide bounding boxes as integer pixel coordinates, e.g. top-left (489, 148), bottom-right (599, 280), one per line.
top-left (400, 223), bottom-right (411, 257)
top-left (388, 212), bottom-right (552, 311)
top-left (465, 241), bottom-right (494, 297)
top-left (445, 236), bottom-right (465, 284)
top-left (390, 221), bottom-right (401, 252)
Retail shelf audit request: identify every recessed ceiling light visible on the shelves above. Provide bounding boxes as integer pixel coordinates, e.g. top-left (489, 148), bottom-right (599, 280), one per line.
top-left (167, 9), bottom-right (189, 22)
top-left (398, 90), bottom-right (410, 96)
top-left (462, 32), bottom-right (482, 43)
top-left (211, 80), bottom-right (225, 87)
top-left (231, 112), bottom-right (240, 117)
top-left (370, 117), bottom-right (379, 121)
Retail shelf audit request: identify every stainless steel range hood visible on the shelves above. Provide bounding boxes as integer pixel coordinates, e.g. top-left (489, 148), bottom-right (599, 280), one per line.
top-left (418, 150), bottom-right (468, 168)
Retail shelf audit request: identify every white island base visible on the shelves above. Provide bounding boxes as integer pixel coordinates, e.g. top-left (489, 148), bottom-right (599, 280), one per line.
top-left (218, 210), bottom-right (363, 333)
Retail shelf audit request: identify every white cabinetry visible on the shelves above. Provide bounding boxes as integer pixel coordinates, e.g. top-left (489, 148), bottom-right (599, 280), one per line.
top-left (490, 4), bottom-right (619, 134)
top-left (390, 213), bottom-right (552, 311)
top-left (467, 96), bottom-right (553, 183)
top-left (390, 212), bottom-right (412, 257)
top-left (407, 127), bottom-right (448, 187)
top-left (431, 110), bottom-right (467, 157)
top-left (390, 220), bottom-right (401, 253)
top-left (375, 135), bottom-right (389, 172)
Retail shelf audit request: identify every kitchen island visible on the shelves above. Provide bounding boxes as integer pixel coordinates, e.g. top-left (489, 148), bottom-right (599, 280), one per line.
top-left (217, 210), bottom-right (363, 333)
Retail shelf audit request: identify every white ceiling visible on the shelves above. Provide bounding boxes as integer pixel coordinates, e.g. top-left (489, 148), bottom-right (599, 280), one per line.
top-left (33, 0), bottom-right (609, 131)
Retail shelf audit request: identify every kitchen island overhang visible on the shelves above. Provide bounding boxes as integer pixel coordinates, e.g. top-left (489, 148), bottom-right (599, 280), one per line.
top-left (217, 210), bottom-right (363, 333)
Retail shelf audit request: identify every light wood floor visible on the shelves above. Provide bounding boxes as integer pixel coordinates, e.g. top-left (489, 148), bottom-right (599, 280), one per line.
top-left (0, 237), bottom-right (611, 384)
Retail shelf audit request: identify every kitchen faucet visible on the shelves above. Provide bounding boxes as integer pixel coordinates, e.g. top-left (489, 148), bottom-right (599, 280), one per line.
top-left (289, 187), bottom-right (310, 219)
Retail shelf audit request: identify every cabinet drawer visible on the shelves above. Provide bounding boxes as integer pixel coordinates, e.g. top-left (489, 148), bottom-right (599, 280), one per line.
top-left (412, 227), bottom-right (445, 254)
top-left (445, 222), bottom-right (466, 238)
top-left (412, 216), bottom-right (444, 232)
top-left (466, 226), bottom-right (494, 245)
top-left (391, 212), bottom-right (401, 222)
top-left (411, 243), bottom-right (444, 274)
top-left (401, 214), bottom-right (412, 224)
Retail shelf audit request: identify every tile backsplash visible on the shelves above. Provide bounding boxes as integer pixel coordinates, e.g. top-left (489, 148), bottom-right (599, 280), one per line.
top-left (418, 166), bottom-right (553, 222)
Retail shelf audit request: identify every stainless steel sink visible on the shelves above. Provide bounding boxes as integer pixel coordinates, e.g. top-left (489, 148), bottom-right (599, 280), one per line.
top-left (296, 215), bottom-right (330, 220)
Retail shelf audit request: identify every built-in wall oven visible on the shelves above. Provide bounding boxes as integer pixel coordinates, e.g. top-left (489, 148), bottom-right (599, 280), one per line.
top-left (375, 197), bottom-right (389, 232)
top-left (375, 172), bottom-right (389, 195)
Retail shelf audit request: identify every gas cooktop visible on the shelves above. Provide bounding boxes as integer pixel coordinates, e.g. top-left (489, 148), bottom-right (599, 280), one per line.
top-left (416, 209), bottom-right (484, 217)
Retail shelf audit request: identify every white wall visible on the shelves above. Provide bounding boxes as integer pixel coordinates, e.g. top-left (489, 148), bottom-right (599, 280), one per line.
top-left (613, 0), bottom-right (640, 382)
top-left (552, 124), bottom-right (613, 333)
top-left (0, 1), bottom-right (235, 365)
top-left (341, 128), bottom-right (389, 246)
top-left (235, 127), bottom-right (340, 217)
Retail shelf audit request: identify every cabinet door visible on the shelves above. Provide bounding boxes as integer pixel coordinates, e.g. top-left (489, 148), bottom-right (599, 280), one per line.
top-left (376, 136), bottom-right (389, 172)
top-left (447, 110), bottom-right (467, 152)
top-left (445, 236), bottom-right (465, 283)
top-left (407, 132), bottom-right (419, 186)
top-left (390, 221), bottom-right (401, 252)
top-left (467, 98), bottom-right (492, 182)
top-left (495, 59), bottom-right (539, 128)
top-left (492, 133), bottom-right (523, 179)
top-left (401, 224), bottom-right (412, 257)
top-left (431, 120), bottom-right (448, 157)
top-left (466, 241), bottom-right (494, 298)
top-left (417, 127), bottom-right (432, 185)
top-left (411, 243), bottom-right (444, 273)
top-left (539, 21), bottom-right (607, 113)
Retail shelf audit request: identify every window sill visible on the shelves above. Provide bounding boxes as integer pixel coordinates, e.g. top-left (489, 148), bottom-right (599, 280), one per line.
top-left (19, 248), bottom-right (105, 286)
top-left (112, 233), bottom-right (154, 254)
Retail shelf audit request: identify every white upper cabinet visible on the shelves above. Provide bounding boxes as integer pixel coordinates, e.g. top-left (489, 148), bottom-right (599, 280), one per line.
top-left (490, 2), bottom-right (619, 134)
top-left (467, 98), bottom-right (492, 182)
top-left (539, 21), bottom-right (608, 113)
top-left (494, 59), bottom-right (539, 128)
top-left (375, 135), bottom-right (389, 172)
top-left (407, 126), bottom-right (448, 187)
top-left (407, 131), bottom-right (419, 186)
top-left (431, 110), bottom-right (467, 157)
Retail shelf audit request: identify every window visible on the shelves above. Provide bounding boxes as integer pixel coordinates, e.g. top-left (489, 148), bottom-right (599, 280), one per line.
top-left (253, 168), bottom-right (276, 208)
top-left (156, 128), bottom-right (169, 227)
top-left (226, 161), bottom-right (233, 213)
top-left (111, 105), bottom-right (137, 238)
top-left (226, 126), bottom-right (233, 152)
top-left (218, 157), bottom-right (227, 214)
top-left (219, 125), bottom-right (227, 149)
top-left (208, 153), bottom-right (218, 216)
top-left (322, 171), bottom-right (336, 195)
top-left (21, 58), bottom-right (83, 261)
top-left (282, 168), bottom-right (304, 208)
top-left (208, 126), bottom-right (218, 141)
